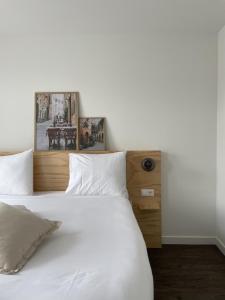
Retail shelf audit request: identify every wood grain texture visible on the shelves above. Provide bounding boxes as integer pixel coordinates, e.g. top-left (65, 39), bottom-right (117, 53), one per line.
top-left (127, 151), bottom-right (161, 247)
top-left (0, 150), bottom-right (161, 248)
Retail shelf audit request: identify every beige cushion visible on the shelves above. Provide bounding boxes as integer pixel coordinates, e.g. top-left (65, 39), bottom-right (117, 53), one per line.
top-left (0, 202), bottom-right (61, 274)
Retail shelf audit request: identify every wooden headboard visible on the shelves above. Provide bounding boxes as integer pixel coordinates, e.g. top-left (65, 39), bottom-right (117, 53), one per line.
top-left (1, 150), bottom-right (161, 248)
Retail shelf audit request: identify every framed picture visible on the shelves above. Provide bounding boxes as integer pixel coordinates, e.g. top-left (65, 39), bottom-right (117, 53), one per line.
top-left (79, 118), bottom-right (106, 150)
top-left (35, 92), bottom-right (79, 150)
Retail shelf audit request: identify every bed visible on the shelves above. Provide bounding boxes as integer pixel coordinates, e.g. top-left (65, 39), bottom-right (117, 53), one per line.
top-left (0, 192), bottom-right (153, 300)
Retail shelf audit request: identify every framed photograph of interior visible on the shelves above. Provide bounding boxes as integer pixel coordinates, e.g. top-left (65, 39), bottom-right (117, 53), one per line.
top-left (79, 118), bottom-right (106, 150)
top-left (35, 92), bottom-right (79, 150)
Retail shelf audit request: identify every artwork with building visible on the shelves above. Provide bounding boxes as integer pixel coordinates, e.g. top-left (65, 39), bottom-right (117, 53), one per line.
top-left (79, 118), bottom-right (105, 150)
top-left (35, 92), bottom-right (79, 150)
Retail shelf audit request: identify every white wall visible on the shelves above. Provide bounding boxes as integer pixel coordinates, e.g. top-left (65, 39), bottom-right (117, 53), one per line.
top-left (217, 27), bottom-right (225, 253)
top-left (0, 34), bottom-right (217, 239)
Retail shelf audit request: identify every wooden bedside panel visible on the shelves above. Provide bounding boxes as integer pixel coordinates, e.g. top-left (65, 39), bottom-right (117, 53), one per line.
top-left (133, 208), bottom-right (161, 248)
top-left (127, 151), bottom-right (161, 187)
top-left (129, 184), bottom-right (161, 210)
top-left (127, 151), bottom-right (161, 248)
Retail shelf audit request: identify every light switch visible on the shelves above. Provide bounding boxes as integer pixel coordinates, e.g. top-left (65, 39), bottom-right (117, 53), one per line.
top-left (141, 188), bottom-right (155, 197)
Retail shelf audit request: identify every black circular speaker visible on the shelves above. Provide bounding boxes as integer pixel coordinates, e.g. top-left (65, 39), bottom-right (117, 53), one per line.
top-left (141, 158), bottom-right (155, 172)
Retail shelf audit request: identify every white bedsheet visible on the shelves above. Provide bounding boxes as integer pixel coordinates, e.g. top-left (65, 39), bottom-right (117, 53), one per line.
top-left (0, 193), bottom-right (153, 300)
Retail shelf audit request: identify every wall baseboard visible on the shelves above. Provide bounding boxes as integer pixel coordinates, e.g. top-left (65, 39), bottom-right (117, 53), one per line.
top-left (162, 235), bottom-right (216, 245)
top-left (162, 235), bottom-right (225, 256)
top-left (216, 237), bottom-right (225, 256)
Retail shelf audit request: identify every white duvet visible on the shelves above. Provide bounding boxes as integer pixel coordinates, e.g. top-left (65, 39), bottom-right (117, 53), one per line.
top-left (0, 193), bottom-right (153, 300)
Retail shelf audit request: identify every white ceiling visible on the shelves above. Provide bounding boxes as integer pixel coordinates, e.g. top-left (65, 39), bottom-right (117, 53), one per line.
top-left (0, 0), bottom-right (225, 35)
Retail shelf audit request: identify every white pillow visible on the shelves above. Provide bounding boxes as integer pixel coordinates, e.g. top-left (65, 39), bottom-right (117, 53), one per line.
top-left (0, 150), bottom-right (33, 195)
top-left (66, 152), bottom-right (128, 197)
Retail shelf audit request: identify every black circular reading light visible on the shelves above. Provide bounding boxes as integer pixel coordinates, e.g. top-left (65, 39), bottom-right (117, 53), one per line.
top-left (141, 158), bottom-right (155, 172)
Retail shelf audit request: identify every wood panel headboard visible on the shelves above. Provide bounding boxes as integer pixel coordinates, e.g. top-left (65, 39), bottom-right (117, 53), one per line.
top-left (1, 150), bottom-right (161, 248)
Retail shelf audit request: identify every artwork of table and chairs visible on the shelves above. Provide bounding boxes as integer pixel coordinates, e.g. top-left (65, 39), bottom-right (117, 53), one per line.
top-left (35, 91), bottom-right (105, 151)
top-left (47, 126), bottom-right (77, 150)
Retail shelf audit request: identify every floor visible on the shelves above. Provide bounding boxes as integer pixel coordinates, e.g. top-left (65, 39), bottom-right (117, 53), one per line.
top-left (148, 245), bottom-right (225, 300)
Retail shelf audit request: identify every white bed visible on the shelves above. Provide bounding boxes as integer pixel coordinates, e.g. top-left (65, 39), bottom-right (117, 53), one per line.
top-left (0, 193), bottom-right (153, 300)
